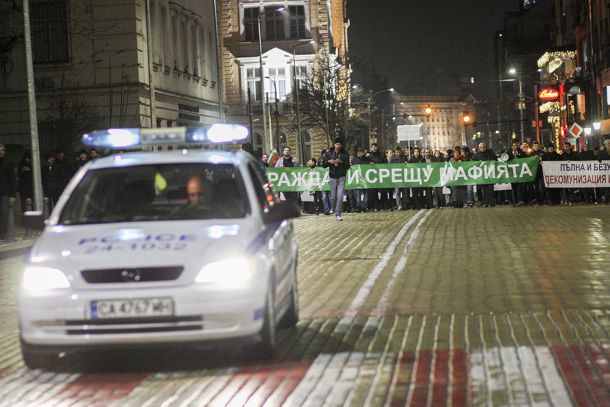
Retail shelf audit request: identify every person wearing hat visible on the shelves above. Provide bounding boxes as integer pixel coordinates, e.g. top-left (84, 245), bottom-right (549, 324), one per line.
top-left (322, 137), bottom-right (350, 221)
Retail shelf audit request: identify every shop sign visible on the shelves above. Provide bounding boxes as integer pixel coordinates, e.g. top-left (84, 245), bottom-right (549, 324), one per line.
top-left (538, 88), bottom-right (560, 101)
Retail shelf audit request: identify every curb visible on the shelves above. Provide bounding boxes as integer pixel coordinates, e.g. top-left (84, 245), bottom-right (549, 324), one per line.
top-left (0, 240), bottom-right (35, 261)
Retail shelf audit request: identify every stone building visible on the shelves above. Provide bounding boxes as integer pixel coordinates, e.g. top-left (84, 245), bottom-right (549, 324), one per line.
top-left (393, 95), bottom-right (474, 151)
top-left (0, 0), bottom-right (221, 152)
top-left (219, 0), bottom-right (349, 160)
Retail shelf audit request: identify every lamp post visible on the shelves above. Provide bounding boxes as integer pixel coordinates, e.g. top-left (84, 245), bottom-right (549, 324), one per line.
top-left (293, 40), bottom-right (314, 165)
top-left (257, 7), bottom-right (284, 153)
top-left (368, 88), bottom-right (394, 146)
top-left (509, 67), bottom-right (525, 141)
top-left (266, 76), bottom-right (281, 151)
top-left (22, 0), bottom-right (43, 212)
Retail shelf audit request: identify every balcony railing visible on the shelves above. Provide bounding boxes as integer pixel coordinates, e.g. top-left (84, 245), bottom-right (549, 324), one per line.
top-left (226, 99), bottom-right (294, 117)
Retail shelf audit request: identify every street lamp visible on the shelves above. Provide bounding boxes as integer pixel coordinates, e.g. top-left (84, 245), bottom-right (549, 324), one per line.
top-left (257, 6), bottom-right (284, 153)
top-left (266, 76), bottom-right (281, 151)
top-left (293, 39), bottom-right (314, 165)
top-left (368, 88), bottom-right (394, 146)
top-left (509, 67), bottom-right (525, 141)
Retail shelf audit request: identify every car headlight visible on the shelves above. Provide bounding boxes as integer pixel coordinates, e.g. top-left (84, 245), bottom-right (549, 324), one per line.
top-left (22, 267), bottom-right (71, 292)
top-left (195, 258), bottom-right (253, 288)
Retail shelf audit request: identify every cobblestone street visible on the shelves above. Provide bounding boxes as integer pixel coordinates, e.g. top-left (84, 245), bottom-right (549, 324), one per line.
top-left (1, 206), bottom-right (609, 406)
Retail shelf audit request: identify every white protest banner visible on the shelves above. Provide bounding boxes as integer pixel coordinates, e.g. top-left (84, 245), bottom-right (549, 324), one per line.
top-left (542, 160), bottom-right (610, 188)
top-left (397, 124), bottom-right (423, 141)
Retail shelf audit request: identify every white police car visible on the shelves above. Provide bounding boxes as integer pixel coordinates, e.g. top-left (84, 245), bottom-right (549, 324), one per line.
top-left (18, 125), bottom-right (300, 369)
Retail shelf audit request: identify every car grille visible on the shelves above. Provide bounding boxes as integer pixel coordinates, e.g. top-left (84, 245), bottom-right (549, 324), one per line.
top-left (63, 316), bottom-right (203, 335)
top-left (81, 266), bottom-right (184, 283)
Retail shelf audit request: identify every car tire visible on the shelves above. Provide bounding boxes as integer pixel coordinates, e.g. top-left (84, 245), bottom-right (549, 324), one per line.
top-left (21, 342), bottom-right (57, 370)
top-left (244, 282), bottom-right (276, 360)
top-left (278, 281), bottom-right (299, 328)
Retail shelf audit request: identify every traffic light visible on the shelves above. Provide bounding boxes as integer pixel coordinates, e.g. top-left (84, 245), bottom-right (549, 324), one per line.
top-left (463, 112), bottom-right (473, 125)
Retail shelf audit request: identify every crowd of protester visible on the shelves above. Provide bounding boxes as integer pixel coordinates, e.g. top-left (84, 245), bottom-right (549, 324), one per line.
top-left (259, 138), bottom-right (610, 218)
top-left (2, 138), bottom-right (609, 237)
top-left (0, 146), bottom-right (99, 240)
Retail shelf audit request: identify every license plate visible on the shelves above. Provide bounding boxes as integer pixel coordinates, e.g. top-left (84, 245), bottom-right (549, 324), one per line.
top-left (91, 298), bottom-right (174, 319)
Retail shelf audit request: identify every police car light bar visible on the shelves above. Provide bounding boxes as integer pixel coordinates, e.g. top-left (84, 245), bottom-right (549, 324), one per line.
top-left (82, 124), bottom-right (249, 149)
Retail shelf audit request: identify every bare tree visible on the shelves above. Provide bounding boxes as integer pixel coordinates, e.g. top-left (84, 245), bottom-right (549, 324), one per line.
top-left (42, 76), bottom-right (100, 152)
top-left (298, 51), bottom-right (372, 150)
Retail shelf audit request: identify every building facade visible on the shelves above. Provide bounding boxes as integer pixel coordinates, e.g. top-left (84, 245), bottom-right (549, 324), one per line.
top-left (494, 0), bottom-right (556, 146)
top-left (0, 0), bottom-right (221, 152)
top-left (392, 95), bottom-right (474, 151)
top-left (530, 0), bottom-right (610, 146)
top-left (219, 0), bottom-right (349, 160)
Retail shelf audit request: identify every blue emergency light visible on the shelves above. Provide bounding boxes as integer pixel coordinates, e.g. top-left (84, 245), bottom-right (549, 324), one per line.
top-left (82, 124), bottom-right (249, 149)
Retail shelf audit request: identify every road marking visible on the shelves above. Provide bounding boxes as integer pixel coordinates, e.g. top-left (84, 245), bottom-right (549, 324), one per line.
top-left (372, 210), bottom-right (432, 317)
top-left (339, 210), bottom-right (426, 329)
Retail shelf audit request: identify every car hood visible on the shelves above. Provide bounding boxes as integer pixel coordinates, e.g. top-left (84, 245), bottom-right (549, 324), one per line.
top-left (28, 219), bottom-right (260, 270)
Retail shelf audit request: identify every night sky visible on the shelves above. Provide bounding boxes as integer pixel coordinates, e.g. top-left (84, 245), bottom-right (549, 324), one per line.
top-left (348, 0), bottom-right (519, 100)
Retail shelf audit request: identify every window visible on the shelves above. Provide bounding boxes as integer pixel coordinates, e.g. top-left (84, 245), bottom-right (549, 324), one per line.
top-left (191, 25), bottom-right (199, 76)
top-left (161, 7), bottom-right (169, 64)
top-left (181, 20), bottom-right (189, 72)
top-left (200, 30), bottom-right (207, 73)
top-left (247, 67), bottom-right (261, 101)
top-left (289, 6), bottom-right (306, 39)
top-left (244, 7), bottom-right (259, 41)
top-left (267, 67), bottom-right (287, 100)
top-left (248, 164), bottom-right (270, 210)
top-left (59, 164), bottom-right (249, 224)
top-left (31, 0), bottom-right (69, 63)
top-left (295, 65), bottom-right (308, 90)
top-left (265, 7), bottom-right (284, 40)
top-left (171, 13), bottom-right (179, 68)
top-left (208, 31), bottom-right (214, 76)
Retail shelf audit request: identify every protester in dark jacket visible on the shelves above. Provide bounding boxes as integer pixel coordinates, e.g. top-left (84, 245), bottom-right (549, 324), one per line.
top-left (577, 144), bottom-right (596, 203)
top-left (54, 149), bottom-right (73, 200)
top-left (305, 158), bottom-right (324, 214)
top-left (275, 146), bottom-right (299, 203)
top-left (317, 149), bottom-right (331, 214)
top-left (17, 152), bottom-right (33, 211)
top-left (75, 149), bottom-right (89, 169)
top-left (0, 144), bottom-right (16, 239)
top-left (366, 143), bottom-right (384, 211)
top-left (408, 147), bottom-right (426, 209)
top-left (560, 142), bottom-right (576, 205)
top-left (530, 142), bottom-right (545, 205)
top-left (350, 147), bottom-right (371, 212)
top-left (42, 154), bottom-right (59, 209)
top-left (543, 144), bottom-right (561, 204)
top-left (472, 142), bottom-right (496, 207)
top-left (323, 137), bottom-right (350, 220)
top-left (507, 142), bottom-right (527, 205)
top-left (597, 140), bottom-right (610, 204)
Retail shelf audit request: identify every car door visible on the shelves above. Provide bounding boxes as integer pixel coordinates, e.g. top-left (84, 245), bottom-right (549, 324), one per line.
top-left (246, 163), bottom-right (293, 303)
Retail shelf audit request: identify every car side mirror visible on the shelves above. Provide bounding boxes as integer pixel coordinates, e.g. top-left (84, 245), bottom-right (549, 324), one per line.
top-left (263, 201), bottom-right (301, 224)
top-left (23, 211), bottom-right (46, 231)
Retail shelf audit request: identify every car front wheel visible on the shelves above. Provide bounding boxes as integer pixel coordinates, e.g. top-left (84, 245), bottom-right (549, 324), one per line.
top-left (244, 282), bottom-right (276, 360)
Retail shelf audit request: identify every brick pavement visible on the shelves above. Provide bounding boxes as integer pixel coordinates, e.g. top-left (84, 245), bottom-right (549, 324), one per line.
top-left (0, 207), bottom-right (608, 406)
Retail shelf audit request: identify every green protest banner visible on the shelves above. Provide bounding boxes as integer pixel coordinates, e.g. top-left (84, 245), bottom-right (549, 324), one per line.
top-left (266, 157), bottom-right (539, 192)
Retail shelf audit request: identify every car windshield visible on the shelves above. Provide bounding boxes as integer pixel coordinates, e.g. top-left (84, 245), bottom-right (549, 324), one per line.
top-left (58, 163), bottom-right (248, 225)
